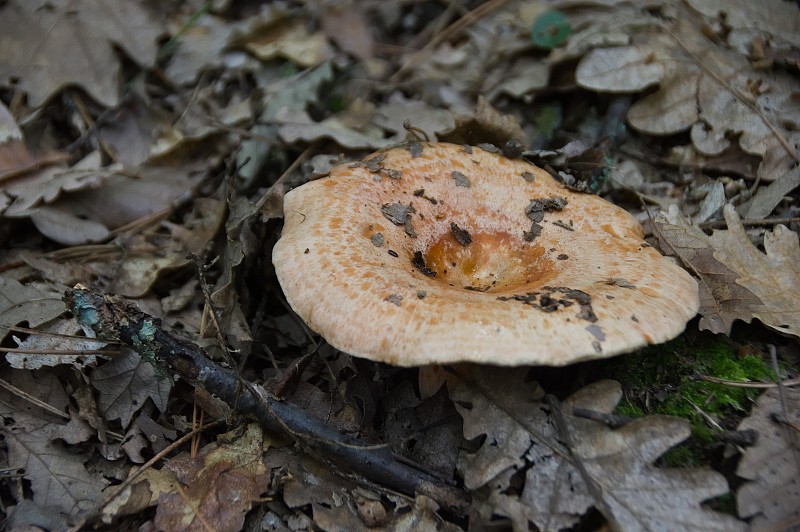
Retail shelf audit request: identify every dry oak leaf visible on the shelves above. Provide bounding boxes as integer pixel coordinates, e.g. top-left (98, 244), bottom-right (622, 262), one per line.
top-left (0, 0), bottom-right (162, 107)
top-left (736, 387), bottom-right (800, 529)
top-left (0, 369), bottom-right (103, 518)
top-left (453, 370), bottom-right (744, 531)
top-left (653, 205), bottom-right (761, 335)
top-left (153, 423), bottom-right (270, 532)
top-left (90, 348), bottom-right (171, 429)
top-left (576, 9), bottom-right (800, 181)
top-left (707, 204), bottom-right (800, 338)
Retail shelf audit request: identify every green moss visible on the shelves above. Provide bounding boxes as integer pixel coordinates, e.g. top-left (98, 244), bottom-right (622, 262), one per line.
top-left (658, 444), bottom-right (702, 468)
top-left (603, 334), bottom-right (776, 442)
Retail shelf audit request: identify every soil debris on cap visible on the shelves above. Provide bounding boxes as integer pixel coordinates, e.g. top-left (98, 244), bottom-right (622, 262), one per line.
top-left (450, 222), bottom-right (472, 245)
top-left (381, 202), bottom-right (416, 226)
top-left (385, 294), bottom-right (403, 306)
top-left (525, 197), bottom-right (567, 222)
top-left (477, 143), bottom-right (500, 154)
top-left (412, 251), bottom-right (436, 276)
top-left (406, 142), bottom-right (424, 158)
top-left (371, 233), bottom-right (384, 247)
top-left (523, 222), bottom-right (543, 241)
top-left (521, 171), bottom-right (535, 182)
top-left (452, 170), bottom-right (471, 187)
top-left (606, 278), bottom-right (636, 289)
top-left (502, 139), bottom-right (523, 159)
top-left (553, 219), bottom-right (574, 231)
top-left (498, 286), bottom-right (597, 323)
top-left (413, 189), bottom-right (438, 204)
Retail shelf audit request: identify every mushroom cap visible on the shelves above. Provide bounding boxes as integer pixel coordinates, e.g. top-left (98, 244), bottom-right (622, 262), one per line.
top-left (273, 142), bottom-right (699, 367)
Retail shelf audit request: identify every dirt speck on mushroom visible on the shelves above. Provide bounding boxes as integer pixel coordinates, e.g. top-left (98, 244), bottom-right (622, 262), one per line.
top-left (450, 222), bottom-right (472, 246)
top-left (452, 171), bottom-right (471, 187)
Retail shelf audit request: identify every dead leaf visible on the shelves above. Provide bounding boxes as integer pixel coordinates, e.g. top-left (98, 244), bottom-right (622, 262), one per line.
top-left (153, 424), bottom-right (270, 532)
top-left (0, 0), bottom-right (162, 107)
top-left (277, 108), bottom-right (391, 150)
top-left (576, 8), bottom-right (800, 181)
top-left (6, 318), bottom-right (102, 370)
top-left (736, 387), bottom-right (800, 529)
top-left (2, 151), bottom-right (113, 218)
top-left (165, 14), bottom-right (242, 85)
top-left (113, 196), bottom-right (224, 298)
top-left (0, 369), bottom-right (104, 518)
top-left (686, 0), bottom-right (800, 47)
top-left (738, 166), bottom-right (800, 220)
top-left (321, 5), bottom-right (374, 60)
top-left (453, 370), bottom-right (745, 531)
top-left (237, 61), bottom-right (334, 186)
top-left (707, 205), bottom-right (800, 338)
top-left (240, 17), bottom-right (333, 68)
top-left (0, 277), bottom-right (66, 339)
top-left (267, 445), bottom-right (462, 531)
top-left (91, 348), bottom-right (171, 429)
top-left (438, 96), bottom-right (526, 146)
top-left (372, 99), bottom-right (456, 143)
top-left (654, 205), bottom-right (761, 335)
top-left (0, 101), bottom-right (66, 186)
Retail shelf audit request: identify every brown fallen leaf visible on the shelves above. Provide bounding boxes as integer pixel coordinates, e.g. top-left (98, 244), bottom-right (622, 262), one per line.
top-left (453, 369), bottom-right (745, 531)
top-left (91, 349), bottom-right (171, 430)
top-left (153, 423), bottom-right (270, 532)
top-left (0, 0), bottom-right (162, 107)
top-left (0, 101), bottom-right (66, 186)
top-left (657, 204), bottom-right (800, 338)
top-left (0, 277), bottom-right (67, 339)
top-left (736, 386), bottom-right (800, 529)
top-left (707, 205), bottom-right (800, 338)
top-left (0, 369), bottom-right (104, 518)
top-left (653, 205), bottom-right (762, 335)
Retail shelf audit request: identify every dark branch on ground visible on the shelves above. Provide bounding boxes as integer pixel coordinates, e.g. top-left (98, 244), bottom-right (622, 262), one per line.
top-left (63, 287), bottom-right (469, 513)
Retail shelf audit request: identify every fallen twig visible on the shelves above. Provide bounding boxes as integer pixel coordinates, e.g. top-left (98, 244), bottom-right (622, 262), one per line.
top-left (63, 287), bottom-right (469, 513)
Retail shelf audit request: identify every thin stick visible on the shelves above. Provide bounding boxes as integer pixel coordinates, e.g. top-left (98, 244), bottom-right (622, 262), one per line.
top-left (0, 378), bottom-right (70, 419)
top-left (1, 325), bottom-right (121, 343)
top-left (1, 348), bottom-right (118, 356)
top-left (699, 216), bottom-right (800, 230)
top-left (693, 374), bottom-right (800, 389)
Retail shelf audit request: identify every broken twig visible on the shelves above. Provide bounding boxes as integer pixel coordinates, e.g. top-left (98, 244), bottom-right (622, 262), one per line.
top-left (63, 287), bottom-right (468, 512)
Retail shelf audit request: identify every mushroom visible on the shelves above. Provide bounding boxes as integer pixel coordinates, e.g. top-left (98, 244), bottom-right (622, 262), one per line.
top-left (272, 142), bottom-right (699, 369)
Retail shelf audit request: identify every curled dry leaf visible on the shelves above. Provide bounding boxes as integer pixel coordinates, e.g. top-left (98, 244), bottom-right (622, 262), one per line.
top-left (736, 386), bottom-right (800, 529)
top-left (453, 370), bottom-right (744, 531)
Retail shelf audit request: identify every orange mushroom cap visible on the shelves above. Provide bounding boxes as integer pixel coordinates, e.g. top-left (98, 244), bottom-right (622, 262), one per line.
top-left (272, 142), bottom-right (699, 367)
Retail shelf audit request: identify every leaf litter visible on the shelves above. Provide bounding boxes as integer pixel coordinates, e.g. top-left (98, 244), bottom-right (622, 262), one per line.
top-left (0, 0), bottom-right (798, 529)
top-left (454, 369), bottom-right (744, 531)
